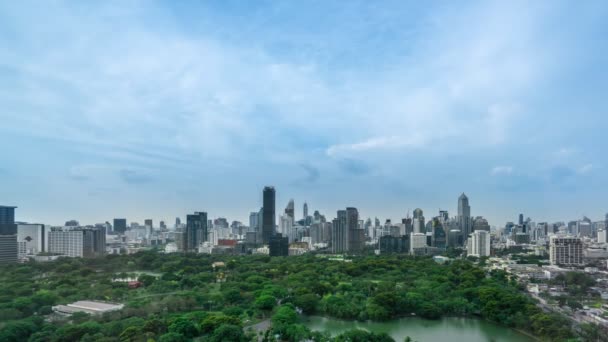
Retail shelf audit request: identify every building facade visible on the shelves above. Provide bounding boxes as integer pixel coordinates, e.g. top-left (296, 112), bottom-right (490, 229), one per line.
top-left (0, 206), bottom-right (18, 264)
top-left (262, 186), bottom-right (276, 244)
top-left (550, 236), bottom-right (584, 266)
top-left (467, 230), bottom-right (491, 257)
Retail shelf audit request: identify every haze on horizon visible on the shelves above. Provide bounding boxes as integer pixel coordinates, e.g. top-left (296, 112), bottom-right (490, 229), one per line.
top-left (1, 1), bottom-right (607, 226)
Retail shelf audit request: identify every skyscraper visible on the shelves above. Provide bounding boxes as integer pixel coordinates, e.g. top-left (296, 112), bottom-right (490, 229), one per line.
top-left (185, 212), bottom-right (207, 252)
top-left (113, 218), bottom-right (127, 234)
top-left (467, 230), bottom-right (490, 257)
top-left (458, 193), bottom-right (471, 238)
top-left (0, 206), bottom-right (18, 264)
top-left (144, 219), bottom-right (153, 228)
top-left (332, 210), bottom-right (348, 253)
top-left (518, 213), bottom-right (524, 226)
top-left (303, 202), bottom-right (308, 220)
top-left (413, 208), bottom-right (425, 234)
top-left (262, 186), bottom-right (276, 244)
top-left (285, 199), bottom-right (295, 220)
top-left (346, 207), bottom-right (364, 251)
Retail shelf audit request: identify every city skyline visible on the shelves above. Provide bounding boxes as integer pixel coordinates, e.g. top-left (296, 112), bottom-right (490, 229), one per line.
top-left (2, 1), bottom-right (608, 225)
top-left (4, 189), bottom-right (607, 229)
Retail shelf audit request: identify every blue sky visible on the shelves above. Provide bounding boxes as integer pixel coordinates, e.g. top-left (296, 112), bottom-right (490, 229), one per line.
top-left (1, 0), bottom-right (607, 226)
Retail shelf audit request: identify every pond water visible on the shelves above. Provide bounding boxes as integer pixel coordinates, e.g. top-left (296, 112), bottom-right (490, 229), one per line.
top-left (303, 316), bottom-right (535, 342)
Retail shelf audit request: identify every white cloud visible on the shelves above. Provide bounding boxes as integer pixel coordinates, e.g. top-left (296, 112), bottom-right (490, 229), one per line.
top-left (577, 164), bottom-right (593, 174)
top-left (491, 166), bottom-right (514, 176)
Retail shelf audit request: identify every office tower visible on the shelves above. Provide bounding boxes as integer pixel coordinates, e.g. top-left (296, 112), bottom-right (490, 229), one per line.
top-left (332, 210), bottom-right (348, 253)
top-left (448, 229), bottom-right (463, 248)
top-left (577, 220), bottom-right (592, 238)
top-left (467, 230), bottom-right (491, 257)
top-left (113, 218), bottom-right (127, 234)
top-left (472, 217), bottom-right (491, 232)
top-left (518, 214), bottom-right (524, 226)
top-left (439, 210), bottom-right (449, 222)
top-left (185, 212), bottom-right (207, 252)
top-left (48, 226), bottom-right (106, 258)
top-left (598, 229), bottom-right (607, 244)
top-left (17, 224), bottom-right (46, 257)
top-left (432, 217), bottom-right (446, 249)
top-left (262, 186), bottom-right (276, 244)
top-left (279, 214), bottom-right (294, 243)
top-left (303, 202), bottom-right (308, 220)
top-left (65, 220), bottom-right (79, 227)
top-left (249, 212), bottom-right (259, 233)
top-left (605, 213), bottom-right (608, 233)
top-left (0, 206), bottom-right (18, 264)
top-left (458, 193), bottom-right (471, 237)
top-left (285, 199), bottom-right (295, 220)
top-left (410, 233), bottom-right (427, 254)
top-left (379, 235), bottom-right (410, 254)
top-left (160, 221), bottom-right (167, 230)
top-left (175, 217), bottom-right (181, 228)
top-left (413, 208), bottom-right (425, 234)
top-left (401, 217), bottom-right (413, 236)
top-left (550, 236), bottom-right (583, 266)
top-left (346, 207), bottom-right (364, 252)
top-left (144, 219), bottom-right (153, 228)
top-left (269, 233), bottom-right (289, 256)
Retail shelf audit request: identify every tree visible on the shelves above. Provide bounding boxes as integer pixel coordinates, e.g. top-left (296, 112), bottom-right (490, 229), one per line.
top-left (255, 295), bottom-right (276, 311)
top-left (158, 332), bottom-right (186, 342)
top-left (209, 324), bottom-right (246, 342)
top-left (168, 317), bottom-right (199, 338)
top-left (334, 329), bottom-right (395, 342)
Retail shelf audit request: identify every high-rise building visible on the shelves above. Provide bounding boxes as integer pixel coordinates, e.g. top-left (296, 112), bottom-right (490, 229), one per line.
top-left (410, 233), bottom-right (427, 254)
top-left (279, 214), bottom-right (295, 243)
top-left (285, 199), bottom-right (295, 220)
top-left (17, 224), bottom-right (46, 258)
top-left (184, 212), bottom-right (207, 252)
top-left (262, 187), bottom-right (276, 244)
top-left (249, 211), bottom-right (259, 233)
top-left (379, 235), bottom-right (410, 254)
top-left (269, 233), bottom-right (289, 256)
top-left (458, 193), bottom-right (472, 238)
top-left (48, 226), bottom-right (106, 258)
top-left (550, 236), bottom-right (583, 266)
top-left (518, 214), bottom-right (524, 226)
top-left (332, 210), bottom-right (348, 253)
top-left (0, 206), bottom-right (18, 264)
top-left (346, 207), bottom-right (364, 252)
top-left (303, 202), bottom-right (308, 220)
top-left (175, 217), bottom-right (181, 229)
top-left (432, 217), bottom-right (447, 249)
top-left (413, 208), bottom-right (425, 234)
top-left (113, 218), bottom-right (127, 234)
top-left (144, 219), bottom-right (153, 229)
top-left (576, 220), bottom-right (593, 238)
top-left (472, 217), bottom-right (490, 232)
top-left (65, 220), bottom-right (79, 227)
top-left (467, 230), bottom-right (490, 257)
top-left (598, 229), bottom-right (607, 244)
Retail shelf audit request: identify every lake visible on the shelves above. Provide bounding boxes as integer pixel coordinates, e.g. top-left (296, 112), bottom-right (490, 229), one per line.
top-left (303, 316), bottom-right (535, 342)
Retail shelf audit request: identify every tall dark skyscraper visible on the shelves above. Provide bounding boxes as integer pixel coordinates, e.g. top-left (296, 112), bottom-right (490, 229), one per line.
top-left (0, 206), bottom-right (18, 264)
top-left (113, 218), bottom-right (127, 234)
top-left (262, 186), bottom-right (276, 244)
top-left (346, 207), bottom-right (363, 251)
top-left (303, 202), bottom-right (308, 220)
top-left (185, 212), bottom-right (207, 252)
top-left (458, 193), bottom-right (471, 238)
top-left (519, 214), bottom-right (524, 226)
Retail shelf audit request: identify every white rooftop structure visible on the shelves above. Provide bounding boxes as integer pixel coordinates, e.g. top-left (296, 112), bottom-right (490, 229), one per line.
top-left (52, 300), bottom-right (124, 316)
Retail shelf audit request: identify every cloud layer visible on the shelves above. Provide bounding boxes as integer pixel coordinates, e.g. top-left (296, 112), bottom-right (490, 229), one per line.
top-left (0, 1), bottom-right (607, 225)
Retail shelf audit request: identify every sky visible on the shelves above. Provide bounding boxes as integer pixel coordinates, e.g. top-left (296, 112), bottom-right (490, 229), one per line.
top-left (1, 0), bottom-right (607, 226)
